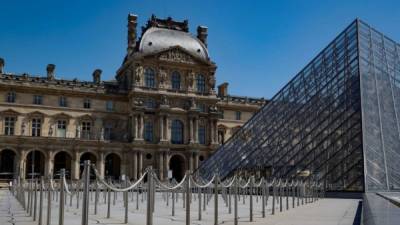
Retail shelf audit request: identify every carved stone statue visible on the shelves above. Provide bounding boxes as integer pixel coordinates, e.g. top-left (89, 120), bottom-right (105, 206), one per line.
top-left (21, 122), bottom-right (26, 136)
top-left (209, 105), bottom-right (218, 113)
top-left (190, 98), bottom-right (197, 109)
top-left (48, 125), bottom-right (53, 137)
top-left (158, 68), bottom-right (167, 87)
top-left (135, 65), bottom-right (143, 84)
top-left (133, 99), bottom-right (143, 107)
top-left (100, 128), bottom-right (104, 141)
top-left (187, 70), bottom-right (195, 88)
top-left (208, 76), bottom-right (216, 90)
top-left (161, 95), bottom-right (169, 105)
top-left (76, 125), bottom-right (81, 138)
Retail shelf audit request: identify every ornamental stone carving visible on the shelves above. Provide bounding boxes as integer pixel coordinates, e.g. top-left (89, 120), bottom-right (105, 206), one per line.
top-left (135, 65), bottom-right (143, 85)
top-left (208, 75), bottom-right (216, 90)
top-left (159, 49), bottom-right (196, 64)
top-left (187, 70), bottom-right (195, 89)
top-left (158, 68), bottom-right (167, 88)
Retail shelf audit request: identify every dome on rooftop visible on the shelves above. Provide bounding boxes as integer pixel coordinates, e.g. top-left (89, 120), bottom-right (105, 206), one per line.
top-left (138, 27), bottom-right (209, 60)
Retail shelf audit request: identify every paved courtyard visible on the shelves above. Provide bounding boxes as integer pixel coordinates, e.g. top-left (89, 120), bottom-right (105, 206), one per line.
top-left (0, 190), bottom-right (360, 225)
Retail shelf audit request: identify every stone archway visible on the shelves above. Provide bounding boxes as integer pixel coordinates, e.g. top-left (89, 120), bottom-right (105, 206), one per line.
top-left (105, 153), bottom-right (121, 180)
top-left (53, 151), bottom-right (72, 179)
top-left (79, 152), bottom-right (96, 178)
top-left (25, 150), bottom-right (45, 178)
top-left (169, 154), bottom-right (186, 182)
top-left (0, 149), bottom-right (17, 180)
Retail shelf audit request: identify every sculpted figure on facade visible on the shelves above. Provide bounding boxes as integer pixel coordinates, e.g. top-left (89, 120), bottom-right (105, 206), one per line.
top-left (208, 75), bottom-right (216, 90)
top-left (135, 65), bottom-right (143, 85)
top-left (158, 68), bottom-right (167, 88)
top-left (187, 70), bottom-right (195, 90)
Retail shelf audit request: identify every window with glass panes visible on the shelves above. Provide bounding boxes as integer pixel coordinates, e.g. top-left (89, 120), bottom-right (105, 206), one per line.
top-left (144, 121), bottom-right (153, 142)
top-left (6, 92), bottom-right (16, 103)
top-left (171, 120), bottom-right (184, 144)
top-left (57, 120), bottom-right (67, 137)
top-left (171, 71), bottom-right (181, 90)
top-left (31, 118), bottom-right (41, 136)
top-left (196, 74), bottom-right (206, 93)
top-left (33, 95), bottom-right (43, 105)
top-left (145, 68), bottom-right (155, 88)
top-left (4, 117), bottom-right (15, 135)
top-left (59, 96), bottom-right (67, 107)
top-left (83, 99), bottom-right (91, 109)
top-left (198, 125), bottom-right (206, 144)
top-left (81, 121), bottom-right (91, 139)
top-left (106, 101), bottom-right (114, 111)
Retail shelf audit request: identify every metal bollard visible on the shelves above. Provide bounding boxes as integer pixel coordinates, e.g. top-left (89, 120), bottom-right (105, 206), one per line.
top-left (228, 186), bottom-right (232, 214)
top-left (59, 169), bottom-right (65, 225)
top-left (94, 180), bottom-right (98, 215)
top-left (172, 189), bottom-right (175, 216)
top-left (250, 176), bottom-right (254, 222)
top-left (34, 179), bottom-right (38, 221)
top-left (47, 177), bottom-right (52, 225)
top-left (38, 177), bottom-right (44, 225)
top-left (81, 160), bottom-right (90, 225)
top-left (262, 179), bottom-right (266, 218)
top-left (146, 170), bottom-right (153, 225)
top-left (124, 179), bottom-right (129, 224)
top-left (214, 174), bottom-right (219, 225)
top-left (198, 186), bottom-right (202, 220)
top-left (234, 175), bottom-right (238, 225)
top-left (272, 181), bottom-right (276, 215)
top-left (136, 186), bottom-right (139, 210)
top-left (185, 172), bottom-right (190, 225)
top-left (107, 185), bottom-right (111, 218)
top-left (286, 181), bottom-right (289, 211)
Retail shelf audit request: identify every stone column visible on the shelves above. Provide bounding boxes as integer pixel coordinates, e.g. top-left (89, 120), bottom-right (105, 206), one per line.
top-left (132, 151), bottom-right (138, 180)
top-left (71, 151), bottom-right (80, 180)
top-left (213, 120), bottom-right (218, 144)
top-left (45, 151), bottom-right (54, 177)
top-left (97, 152), bottom-right (105, 179)
top-left (121, 151), bottom-right (128, 177)
top-left (194, 118), bottom-right (199, 143)
top-left (159, 116), bottom-right (164, 141)
top-left (159, 151), bottom-right (164, 180)
top-left (138, 151), bottom-right (143, 177)
top-left (139, 114), bottom-right (144, 139)
top-left (189, 152), bottom-right (194, 172)
top-left (166, 115), bottom-right (171, 141)
top-left (189, 117), bottom-right (194, 143)
top-left (163, 151), bottom-right (169, 179)
top-left (19, 150), bottom-right (26, 179)
top-left (194, 152), bottom-right (199, 170)
top-left (134, 115), bottom-right (139, 139)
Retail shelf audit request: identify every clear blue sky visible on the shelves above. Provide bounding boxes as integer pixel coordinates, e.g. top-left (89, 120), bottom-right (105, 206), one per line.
top-left (1, 0), bottom-right (399, 98)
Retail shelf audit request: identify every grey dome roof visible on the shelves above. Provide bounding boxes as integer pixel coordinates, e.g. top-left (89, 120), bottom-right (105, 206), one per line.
top-left (139, 27), bottom-right (209, 60)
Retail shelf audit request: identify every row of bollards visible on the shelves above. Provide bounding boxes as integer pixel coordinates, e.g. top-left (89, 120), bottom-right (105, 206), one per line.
top-left (10, 160), bottom-right (325, 225)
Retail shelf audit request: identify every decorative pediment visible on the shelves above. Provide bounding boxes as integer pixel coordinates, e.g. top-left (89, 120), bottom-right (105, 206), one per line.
top-left (26, 111), bottom-right (46, 118)
top-left (158, 47), bottom-right (198, 64)
top-left (0, 109), bottom-right (20, 116)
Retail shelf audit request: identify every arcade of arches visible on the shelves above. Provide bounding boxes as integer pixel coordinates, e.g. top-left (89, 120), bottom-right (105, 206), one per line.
top-left (0, 148), bottom-right (203, 181)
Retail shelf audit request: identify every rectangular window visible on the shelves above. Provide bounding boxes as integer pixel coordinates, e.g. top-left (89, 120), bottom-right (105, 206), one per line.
top-left (235, 111), bottom-right (241, 120)
top-left (4, 117), bottom-right (15, 135)
top-left (144, 99), bottom-right (156, 109)
top-left (144, 121), bottom-right (153, 142)
top-left (106, 101), bottom-right (114, 111)
top-left (81, 121), bottom-right (91, 139)
top-left (57, 120), bottom-right (67, 138)
top-left (33, 95), bottom-right (43, 105)
top-left (198, 126), bottom-right (206, 145)
top-left (59, 96), bottom-right (67, 107)
top-left (104, 125), bottom-right (112, 140)
top-left (31, 118), bottom-right (41, 137)
top-left (197, 103), bottom-right (206, 113)
top-left (83, 99), bottom-right (91, 109)
top-left (6, 92), bottom-right (16, 103)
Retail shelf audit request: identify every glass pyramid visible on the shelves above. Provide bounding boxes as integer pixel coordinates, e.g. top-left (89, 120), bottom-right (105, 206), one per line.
top-left (198, 19), bottom-right (400, 192)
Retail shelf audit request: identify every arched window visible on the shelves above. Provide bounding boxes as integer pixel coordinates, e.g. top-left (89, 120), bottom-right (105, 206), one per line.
top-left (144, 121), bottom-right (153, 142)
top-left (145, 68), bottom-right (155, 88)
top-left (198, 125), bottom-right (206, 145)
top-left (196, 74), bottom-right (206, 93)
top-left (171, 71), bottom-right (181, 90)
top-left (171, 120), bottom-right (184, 144)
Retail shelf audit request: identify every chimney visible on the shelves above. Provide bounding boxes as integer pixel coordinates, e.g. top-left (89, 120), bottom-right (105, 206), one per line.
top-left (46, 64), bottom-right (55, 80)
top-left (218, 82), bottom-right (229, 97)
top-left (93, 69), bottom-right (102, 84)
top-left (0, 58), bottom-right (4, 74)
top-left (197, 26), bottom-right (208, 47)
top-left (127, 14), bottom-right (138, 54)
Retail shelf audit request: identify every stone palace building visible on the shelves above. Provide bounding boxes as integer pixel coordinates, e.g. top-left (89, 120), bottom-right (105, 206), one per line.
top-left (0, 14), bottom-right (265, 181)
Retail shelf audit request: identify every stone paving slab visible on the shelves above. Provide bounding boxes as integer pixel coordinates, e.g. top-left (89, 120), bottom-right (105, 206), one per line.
top-left (0, 190), bottom-right (360, 225)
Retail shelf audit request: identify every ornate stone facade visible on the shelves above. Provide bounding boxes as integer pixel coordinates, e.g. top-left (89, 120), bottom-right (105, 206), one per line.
top-left (0, 14), bottom-right (265, 182)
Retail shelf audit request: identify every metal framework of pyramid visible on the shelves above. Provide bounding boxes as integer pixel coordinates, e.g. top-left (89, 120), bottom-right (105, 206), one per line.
top-left (198, 19), bottom-right (400, 192)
